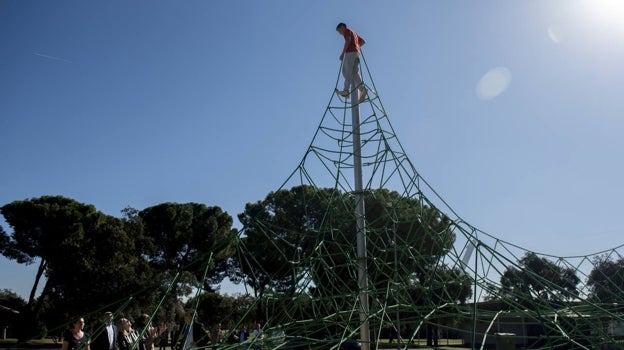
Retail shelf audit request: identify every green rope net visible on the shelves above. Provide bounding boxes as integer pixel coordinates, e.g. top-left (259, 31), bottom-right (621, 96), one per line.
top-left (21, 54), bottom-right (624, 350)
top-left (225, 54), bottom-right (624, 350)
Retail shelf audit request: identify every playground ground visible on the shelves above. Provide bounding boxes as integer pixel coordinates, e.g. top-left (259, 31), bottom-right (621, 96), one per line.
top-left (0, 338), bottom-right (472, 350)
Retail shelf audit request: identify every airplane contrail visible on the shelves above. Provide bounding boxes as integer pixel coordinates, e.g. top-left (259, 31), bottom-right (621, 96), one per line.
top-left (34, 52), bottom-right (73, 63)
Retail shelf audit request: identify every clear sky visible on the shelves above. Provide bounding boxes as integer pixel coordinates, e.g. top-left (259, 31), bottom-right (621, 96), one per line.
top-left (1, 0), bottom-right (623, 299)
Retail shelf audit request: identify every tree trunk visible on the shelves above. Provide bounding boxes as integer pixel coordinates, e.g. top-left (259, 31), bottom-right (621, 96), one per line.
top-left (17, 277), bottom-right (51, 342)
top-left (254, 286), bottom-right (264, 323)
top-left (28, 258), bottom-right (47, 306)
top-left (32, 277), bottom-right (51, 317)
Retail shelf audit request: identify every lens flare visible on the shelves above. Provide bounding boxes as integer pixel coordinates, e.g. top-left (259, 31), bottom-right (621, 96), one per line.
top-left (476, 67), bottom-right (512, 100)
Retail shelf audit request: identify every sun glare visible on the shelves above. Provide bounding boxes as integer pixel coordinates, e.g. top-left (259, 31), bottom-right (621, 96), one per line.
top-left (584, 0), bottom-right (624, 29)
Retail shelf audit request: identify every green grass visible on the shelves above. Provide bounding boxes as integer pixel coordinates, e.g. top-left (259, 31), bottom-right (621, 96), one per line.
top-left (0, 338), bottom-right (60, 350)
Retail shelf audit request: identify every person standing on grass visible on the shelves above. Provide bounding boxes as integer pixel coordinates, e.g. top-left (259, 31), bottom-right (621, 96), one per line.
top-left (158, 324), bottom-right (168, 350)
top-left (335, 22), bottom-right (367, 102)
top-left (169, 325), bottom-right (179, 350)
top-left (117, 318), bottom-right (140, 350)
top-left (251, 323), bottom-right (262, 350)
top-left (237, 326), bottom-right (248, 350)
top-left (92, 311), bottom-right (117, 350)
top-left (136, 314), bottom-right (159, 350)
top-left (175, 311), bottom-right (211, 350)
top-left (214, 323), bottom-right (222, 344)
top-left (62, 316), bottom-right (91, 350)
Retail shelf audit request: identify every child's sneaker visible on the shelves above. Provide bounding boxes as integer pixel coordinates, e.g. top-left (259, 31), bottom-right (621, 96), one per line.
top-left (335, 89), bottom-right (349, 98)
top-left (359, 87), bottom-right (367, 102)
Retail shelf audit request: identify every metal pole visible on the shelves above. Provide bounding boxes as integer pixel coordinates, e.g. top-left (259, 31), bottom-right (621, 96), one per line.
top-left (392, 208), bottom-right (400, 350)
top-left (351, 82), bottom-right (370, 350)
top-left (471, 244), bottom-right (478, 350)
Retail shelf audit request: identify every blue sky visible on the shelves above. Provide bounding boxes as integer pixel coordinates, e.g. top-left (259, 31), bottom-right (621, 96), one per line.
top-left (1, 0), bottom-right (623, 298)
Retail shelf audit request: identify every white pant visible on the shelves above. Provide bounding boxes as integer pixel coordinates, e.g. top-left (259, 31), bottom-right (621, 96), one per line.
top-left (342, 52), bottom-right (362, 93)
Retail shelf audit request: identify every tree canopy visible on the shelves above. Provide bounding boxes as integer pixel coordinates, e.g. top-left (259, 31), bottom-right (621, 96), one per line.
top-left (139, 202), bottom-right (237, 288)
top-left (237, 185), bottom-right (468, 314)
top-left (497, 252), bottom-right (580, 307)
top-left (0, 196), bottom-right (236, 340)
top-left (0, 196), bottom-right (101, 306)
top-left (587, 255), bottom-right (624, 304)
top-left (1, 191), bottom-right (612, 345)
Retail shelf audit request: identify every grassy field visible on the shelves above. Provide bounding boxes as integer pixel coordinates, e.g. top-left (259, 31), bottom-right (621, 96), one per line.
top-left (0, 338), bottom-right (472, 350)
top-left (0, 338), bottom-right (60, 350)
top-left (377, 338), bottom-right (466, 346)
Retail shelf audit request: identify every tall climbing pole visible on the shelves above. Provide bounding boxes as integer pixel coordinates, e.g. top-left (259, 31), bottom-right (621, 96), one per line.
top-left (351, 84), bottom-right (371, 350)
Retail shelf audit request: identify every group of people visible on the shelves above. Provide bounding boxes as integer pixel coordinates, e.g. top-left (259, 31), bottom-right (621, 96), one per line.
top-left (60, 311), bottom-right (212, 350)
top-left (225, 323), bottom-right (266, 350)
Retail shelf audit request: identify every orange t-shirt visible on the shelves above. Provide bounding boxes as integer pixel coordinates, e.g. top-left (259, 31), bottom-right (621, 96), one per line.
top-left (343, 29), bottom-right (365, 53)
